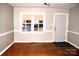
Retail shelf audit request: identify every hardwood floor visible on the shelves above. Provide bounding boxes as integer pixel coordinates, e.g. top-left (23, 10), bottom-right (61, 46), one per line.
top-left (2, 42), bottom-right (79, 56)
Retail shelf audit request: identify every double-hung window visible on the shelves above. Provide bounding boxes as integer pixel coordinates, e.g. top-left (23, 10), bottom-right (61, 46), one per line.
top-left (20, 13), bottom-right (45, 33)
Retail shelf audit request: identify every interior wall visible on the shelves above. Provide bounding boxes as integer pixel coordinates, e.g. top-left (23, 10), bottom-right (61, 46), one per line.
top-left (68, 6), bottom-right (79, 48)
top-left (14, 7), bottom-right (69, 42)
top-left (0, 3), bottom-right (14, 53)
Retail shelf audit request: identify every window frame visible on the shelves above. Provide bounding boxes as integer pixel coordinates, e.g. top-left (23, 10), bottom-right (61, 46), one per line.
top-left (20, 12), bottom-right (46, 33)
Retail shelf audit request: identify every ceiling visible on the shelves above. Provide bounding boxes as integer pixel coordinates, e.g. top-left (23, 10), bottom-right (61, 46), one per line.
top-left (9, 3), bottom-right (79, 9)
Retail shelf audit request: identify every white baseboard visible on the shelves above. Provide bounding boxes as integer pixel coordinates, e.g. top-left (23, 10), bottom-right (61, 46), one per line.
top-left (15, 41), bottom-right (54, 43)
top-left (67, 41), bottom-right (79, 49)
top-left (0, 41), bottom-right (14, 56)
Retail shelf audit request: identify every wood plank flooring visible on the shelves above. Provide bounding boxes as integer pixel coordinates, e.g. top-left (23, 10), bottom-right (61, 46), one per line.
top-left (2, 42), bottom-right (79, 56)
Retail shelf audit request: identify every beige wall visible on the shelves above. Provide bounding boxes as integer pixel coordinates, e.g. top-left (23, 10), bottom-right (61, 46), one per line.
top-left (14, 7), bottom-right (69, 42)
top-left (0, 3), bottom-right (14, 53)
top-left (0, 4), bottom-right (14, 34)
top-left (68, 6), bottom-right (79, 48)
top-left (68, 7), bottom-right (79, 32)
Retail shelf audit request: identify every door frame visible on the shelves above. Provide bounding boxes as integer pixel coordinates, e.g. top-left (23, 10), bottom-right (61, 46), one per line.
top-left (53, 13), bottom-right (69, 42)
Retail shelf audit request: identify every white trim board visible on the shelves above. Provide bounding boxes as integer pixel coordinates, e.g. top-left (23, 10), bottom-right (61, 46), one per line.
top-left (68, 31), bottom-right (79, 35)
top-left (14, 30), bottom-right (19, 32)
top-left (0, 30), bottom-right (14, 37)
top-left (14, 30), bottom-right (53, 32)
top-left (0, 42), bottom-right (14, 56)
top-left (15, 41), bottom-right (54, 43)
top-left (19, 13), bottom-right (46, 33)
top-left (68, 41), bottom-right (79, 49)
top-left (53, 12), bottom-right (68, 42)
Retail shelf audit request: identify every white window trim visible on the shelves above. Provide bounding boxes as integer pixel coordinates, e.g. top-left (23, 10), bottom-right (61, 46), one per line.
top-left (19, 12), bottom-right (46, 33)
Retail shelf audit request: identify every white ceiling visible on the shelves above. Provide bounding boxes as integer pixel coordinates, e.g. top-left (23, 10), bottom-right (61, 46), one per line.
top-left (9, 3), bottom-right (79, 9)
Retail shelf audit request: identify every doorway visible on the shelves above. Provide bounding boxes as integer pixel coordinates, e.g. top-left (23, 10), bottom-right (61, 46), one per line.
top-left (53, 13), bottom-right (68, 42)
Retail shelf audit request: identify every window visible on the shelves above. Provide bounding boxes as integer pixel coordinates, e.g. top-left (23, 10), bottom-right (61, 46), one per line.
top-left (34, 15), bottom-right (43, 32)
top-left (20, 13), bottom-right (45, 32)
top-left (21, 15), bottom-right (32, 32)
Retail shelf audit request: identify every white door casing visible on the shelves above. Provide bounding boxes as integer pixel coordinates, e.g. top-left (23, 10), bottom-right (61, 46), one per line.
top-left (53, 13), bottom-right (68, 42)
